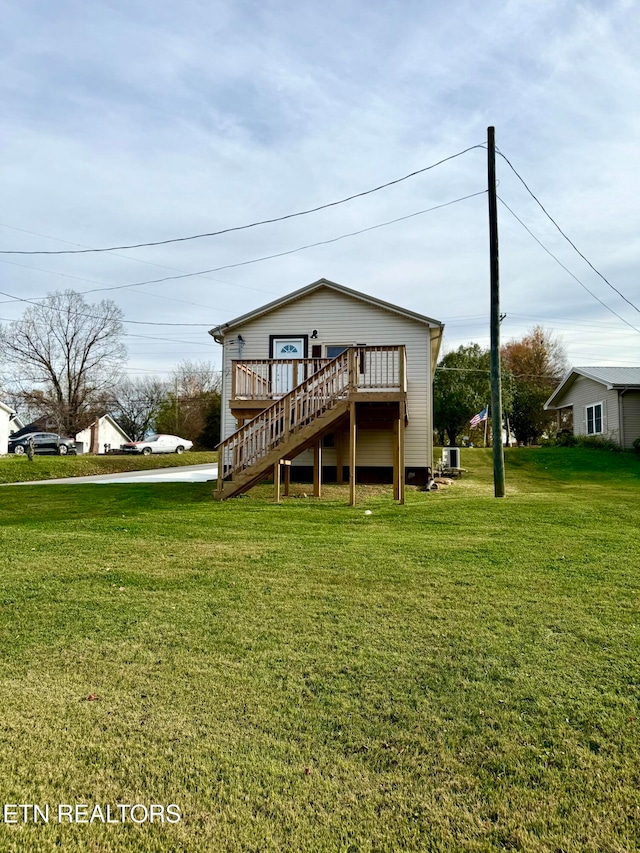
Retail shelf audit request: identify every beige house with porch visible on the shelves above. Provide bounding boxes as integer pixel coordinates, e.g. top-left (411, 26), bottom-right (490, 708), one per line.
top-left (209, 279), bottom-right (443, 502)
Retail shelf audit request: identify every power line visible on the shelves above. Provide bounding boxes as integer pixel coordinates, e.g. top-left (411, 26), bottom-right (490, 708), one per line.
top-left (0, 290), bottom-right (213, 327)
top-left (497, 196), bottom-right (640, 336)
top-left (0, 190), bottom-right (486, 324)
top-left (79, 190), bottom-right (487, 297)
top-left (0, 145), bottom-right (484, 255)
top-left (496, 148), bottom-right (640, 317)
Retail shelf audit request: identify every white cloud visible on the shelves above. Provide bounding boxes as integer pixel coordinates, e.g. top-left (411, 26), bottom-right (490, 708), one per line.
top-left (1, 0), bottom-right (639, 379)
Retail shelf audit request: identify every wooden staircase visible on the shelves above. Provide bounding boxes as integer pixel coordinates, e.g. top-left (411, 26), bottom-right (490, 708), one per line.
top-left (216, 350), bottom-right (354, 499)
top-left (215, 346), bottom-right (407, 500)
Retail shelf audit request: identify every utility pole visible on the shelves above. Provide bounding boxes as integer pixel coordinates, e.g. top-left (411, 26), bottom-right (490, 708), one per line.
top-left (487, 126), bottom-right (506, 497)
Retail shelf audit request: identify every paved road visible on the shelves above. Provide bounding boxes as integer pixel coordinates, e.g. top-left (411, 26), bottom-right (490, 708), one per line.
top-left (4, 463), bottom-right (219, 486)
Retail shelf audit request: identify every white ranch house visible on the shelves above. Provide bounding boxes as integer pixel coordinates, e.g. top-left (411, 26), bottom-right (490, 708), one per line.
top-left (210, 279), bottom-right (444, 502)
top-left (75, 414), bottom-right (131, 454)
top-left (544, 366), bottom-right (640, 449)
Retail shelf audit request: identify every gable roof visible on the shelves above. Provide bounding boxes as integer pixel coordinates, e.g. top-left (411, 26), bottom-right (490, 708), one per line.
top-left (75, 413), bottom-right (131, 441)
top-left (209, 278), bottom-right (443, 343)
top-left (545, 366), bottom-right (640, 409)
top-left (0, 401), bottom-right (15, 416)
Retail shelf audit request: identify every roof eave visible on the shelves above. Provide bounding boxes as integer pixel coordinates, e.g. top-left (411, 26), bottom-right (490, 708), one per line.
top-left (209, 278), bottom-right (443, 340)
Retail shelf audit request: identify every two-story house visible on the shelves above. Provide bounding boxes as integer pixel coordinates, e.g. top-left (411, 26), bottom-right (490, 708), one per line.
top-left (210, 278), bottom-right (443, 503)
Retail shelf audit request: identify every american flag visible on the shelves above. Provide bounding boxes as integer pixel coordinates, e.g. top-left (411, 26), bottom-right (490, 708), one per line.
top-left (470, 406), bottom-right (488, 428)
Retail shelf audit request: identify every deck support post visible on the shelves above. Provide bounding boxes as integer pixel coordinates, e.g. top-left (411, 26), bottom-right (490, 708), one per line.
top-left (273, 462), bottom-right (281, 503)
top-left (313, 441), bottom-right (322, 497)
top-left (349, 402), bottom-right (357, 506)
top-left (398, 403), bottom-right (405, 505)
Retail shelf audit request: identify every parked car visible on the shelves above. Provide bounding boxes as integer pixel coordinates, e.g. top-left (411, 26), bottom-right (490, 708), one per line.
top-left (9, 432), bottom-right (77, 456)
top-left (120, 434), bottom-right (194, 455)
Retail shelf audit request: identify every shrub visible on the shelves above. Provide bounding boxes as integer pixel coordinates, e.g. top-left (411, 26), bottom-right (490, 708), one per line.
top-left (633, 437), bottom-right (640, 454)
top-left (575, 435), bottom-right (621, 452)
top-left (555, 430), bottom-right (577, 447)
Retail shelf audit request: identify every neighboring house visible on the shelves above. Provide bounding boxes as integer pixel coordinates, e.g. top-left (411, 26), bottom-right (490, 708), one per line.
top-left (75, 414), bottom-right (131, 454)
top-left (8, 415), bottom-right (25, 435)
top-left (209, 278), bottom-right (444, 502)
top-left (0, 401), bottom-right (16, 455)
top-left (544, 367), bottom-right (640, 449)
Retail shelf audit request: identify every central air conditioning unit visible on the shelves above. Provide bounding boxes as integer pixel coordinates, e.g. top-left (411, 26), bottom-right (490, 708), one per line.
top-left (442, 447), bottom-right (460, 469)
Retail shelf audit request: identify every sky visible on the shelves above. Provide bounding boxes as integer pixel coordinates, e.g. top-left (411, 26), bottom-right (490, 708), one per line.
top-left (1, 0), bottom-right (639, 381)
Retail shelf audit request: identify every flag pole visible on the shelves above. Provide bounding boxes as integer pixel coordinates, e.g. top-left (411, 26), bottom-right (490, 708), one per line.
top-left (484, 405), bottom-right (489, 447)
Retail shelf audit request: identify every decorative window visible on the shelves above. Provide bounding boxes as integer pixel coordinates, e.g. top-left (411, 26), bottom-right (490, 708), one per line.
top-left (281, 344), bottom-right (299, 354)
top-left (586, 402), bottom-right (603, 435)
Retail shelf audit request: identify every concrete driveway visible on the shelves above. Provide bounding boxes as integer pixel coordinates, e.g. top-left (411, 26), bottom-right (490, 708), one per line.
top-left (5, 463), bottom-right (219, 486)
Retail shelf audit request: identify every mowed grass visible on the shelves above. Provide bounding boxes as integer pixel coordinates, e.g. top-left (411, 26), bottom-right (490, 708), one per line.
top-left (0, 449), bottom-right (638, 852)
top-left (0, 451), bottom-right (218, 484)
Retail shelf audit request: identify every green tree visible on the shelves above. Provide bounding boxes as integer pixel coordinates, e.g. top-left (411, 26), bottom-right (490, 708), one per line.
top-left (501, 326), bottom-right (567, 445)
top-left (433, 344), bottom-right (491, 446)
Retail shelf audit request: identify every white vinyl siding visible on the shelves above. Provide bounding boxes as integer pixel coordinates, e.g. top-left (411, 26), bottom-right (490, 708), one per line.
top-left (219, 287), bottom-right (436, 467)
top-left (75, 417), bottom-right (130, 453)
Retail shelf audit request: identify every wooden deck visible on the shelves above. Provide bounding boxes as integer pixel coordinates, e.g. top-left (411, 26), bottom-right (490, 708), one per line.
top-left (217, 346), bottom-right (407, 503)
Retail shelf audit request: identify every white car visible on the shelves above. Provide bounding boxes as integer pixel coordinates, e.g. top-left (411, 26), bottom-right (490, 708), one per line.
top-left (121, 434), bottom-right (193, 455)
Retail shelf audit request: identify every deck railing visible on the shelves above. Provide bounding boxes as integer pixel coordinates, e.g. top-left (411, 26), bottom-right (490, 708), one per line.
top-left (231, 346), bottom-right (406, 399)
top-left (219, 346), bottom-right (406, 488)
top-left (232, 358), bottom-right (330, 399)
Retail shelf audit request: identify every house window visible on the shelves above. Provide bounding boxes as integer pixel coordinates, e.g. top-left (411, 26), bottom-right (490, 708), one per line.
top-left (326, 345), bottom-right (349, 358)
top-left (586, 402), bottom-right (603, 435)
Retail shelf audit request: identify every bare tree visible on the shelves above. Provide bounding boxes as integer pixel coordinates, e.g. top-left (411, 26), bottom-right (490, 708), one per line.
top-left (0, 290), bottom-right (126, 436)
top-left (110, 376), bottom-right (168, 440)
top-left (156, 360), bottom-right (221, 448)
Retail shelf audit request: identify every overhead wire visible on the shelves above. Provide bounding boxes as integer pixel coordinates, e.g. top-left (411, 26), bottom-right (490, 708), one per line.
top-left (78, 190), bottom-right (488, 297)
top-left (0, 188), bottom-right (486, 324)
top-left (497, 196), bottom-right (640, 336)
top-left (0, 145), bottom-right (485, 255)
top-left (496, 148), bottom-right (640, 317)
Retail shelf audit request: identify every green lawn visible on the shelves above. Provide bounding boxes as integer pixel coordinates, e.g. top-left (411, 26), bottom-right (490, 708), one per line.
top-left (0, 451), bottom-right (218, 484)
top-left (0, 449), bottom-right (638, 852)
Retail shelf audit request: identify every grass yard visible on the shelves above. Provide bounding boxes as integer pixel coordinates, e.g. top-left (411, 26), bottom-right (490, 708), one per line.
top-left (0, 451), bottom-right (218, 484)
top-left (0, 448), bottom-right (638, 851)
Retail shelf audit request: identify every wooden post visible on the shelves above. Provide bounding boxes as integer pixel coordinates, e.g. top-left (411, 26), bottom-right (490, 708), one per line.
top-left (273, 461), bottom-right (281, 503)
top-left (283, 462), bottom-right (290, 497)
top-left (217, 446), bottom-right (223, 497)
top-left (313, 440), bottom-right (322, 497)
top-left (392, 420), bottom-right (399, 501)
top-left (398, 403), bottom-right (405, 505)
top-left (349, 402), bottom-right (357, 506)
top-left (487, 126), bottom-right (506, 497)
top-left (348, 347), bottom-right (356, 391)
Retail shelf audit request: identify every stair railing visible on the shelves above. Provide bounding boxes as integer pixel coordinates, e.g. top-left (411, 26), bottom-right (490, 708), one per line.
top-left (218, 350), bottom-right (351, 484)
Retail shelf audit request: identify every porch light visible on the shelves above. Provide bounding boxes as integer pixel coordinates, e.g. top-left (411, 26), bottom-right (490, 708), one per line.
top-left (310, 330), bottom-right (318, 339)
